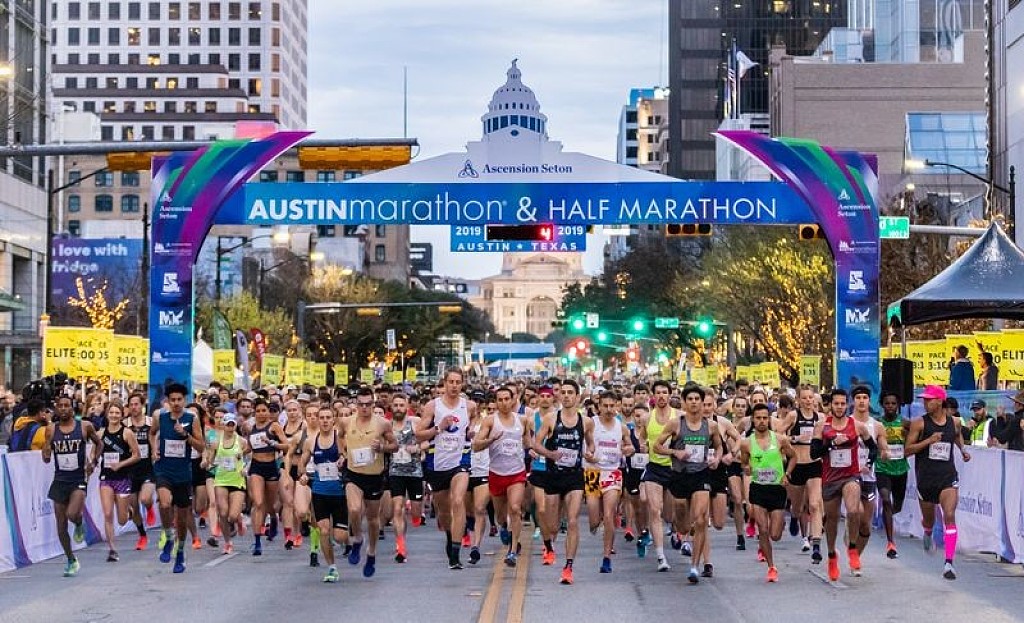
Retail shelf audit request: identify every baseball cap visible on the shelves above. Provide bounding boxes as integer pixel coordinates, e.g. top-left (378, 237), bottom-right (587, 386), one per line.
top-left (1012, 389), bottom-right (1024, 405)
top-left (970, 399), bottom-right (987, 410)
top-left (285, 384), bottom-right (297, 392)
top-left (538, 385), bottom-right (555, 396)
top-left (917, 385), bottom-right (947, 401)
top-left (222, 413), bottom-right (237, 426)
top-left (297, 392), bottom-right (311, 402)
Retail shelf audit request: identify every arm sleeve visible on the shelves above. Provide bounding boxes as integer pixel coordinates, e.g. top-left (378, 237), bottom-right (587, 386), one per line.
top-left (864, 435), bottom-right (878, 464)
top-left (810, 438), bottom-right (827, 460)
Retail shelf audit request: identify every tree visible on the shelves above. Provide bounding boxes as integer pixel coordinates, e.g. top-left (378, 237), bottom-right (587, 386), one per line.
top-left (65, 277), bottom-right (131, 330)
top-left (195, 291), bottom-right (295, 355)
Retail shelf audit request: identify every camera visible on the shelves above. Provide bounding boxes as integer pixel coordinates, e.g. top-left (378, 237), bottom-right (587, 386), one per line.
top-left (22, 373), bottom-right (69, 405)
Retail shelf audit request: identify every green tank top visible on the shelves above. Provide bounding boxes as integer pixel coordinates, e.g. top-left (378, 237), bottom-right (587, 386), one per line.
top-left (875, 417), bottom-right (909, 476)
top-left (213, 434), bottom-right (247, 489)
top-left (749, 431), bottom-right (785, 486)
top-left (646, 409), bottom-right (678, 467)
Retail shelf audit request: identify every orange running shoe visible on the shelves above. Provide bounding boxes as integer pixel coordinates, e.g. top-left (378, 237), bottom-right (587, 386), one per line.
top-left (135, 535), bottom-right (148, 550)
top-left (848, 547), bottom-right (862, 576)
top-left (827, 555), bottom-right (840, 582)
top-left (461, 533), bottom-right (471, 548)
top-left (211, 520), bottom-right (222, 538)
top-left (542, 548), bottom-right (556, 566)
top-left (559, 566), bottom-right (574, 585)
top-left (294, 535), bottom-right (303, 547)
top-left (145, 505), bottom-right (156, 528)
top-left (192, 537), bottom-right (202, 550)
top-left (767, 567), bottom-right (779, 583)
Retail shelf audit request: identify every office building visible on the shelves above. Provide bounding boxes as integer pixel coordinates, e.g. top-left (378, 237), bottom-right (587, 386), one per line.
top-left (667, 0), bottom-right (845, 180)
top-left (991, 0), bottom-right (1022, 244)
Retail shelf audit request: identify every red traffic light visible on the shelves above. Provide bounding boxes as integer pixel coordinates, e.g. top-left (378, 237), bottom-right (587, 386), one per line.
top-left (626, 349), bottom-right (639, 361)
top-left (575, 339), bottom-right (587, 351)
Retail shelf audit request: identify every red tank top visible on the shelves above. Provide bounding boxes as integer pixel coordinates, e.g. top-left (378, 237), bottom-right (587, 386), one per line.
top-left (821, 416), bottom-right (860, 484)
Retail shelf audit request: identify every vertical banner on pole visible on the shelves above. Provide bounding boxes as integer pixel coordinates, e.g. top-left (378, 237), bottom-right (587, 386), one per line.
top-left (212, 350), bottom-right (235, 387)
top-left (260, 354), bottom-right (283, 387)
top-left (799, 355), bottom-right (821, 387)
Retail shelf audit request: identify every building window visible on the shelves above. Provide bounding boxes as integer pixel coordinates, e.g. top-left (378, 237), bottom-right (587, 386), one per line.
top-left (168, 28), bottom-right (181, 46)
top-left (248, 28), bottom-right (260, 45)
top-left (67, 195), bottom-right (81, 213)
top-left (127, 27), bottom-right (140, 45)
top-left (162, 126), bottom-right (175, 140)
top-left (126, 77), bottom-right (138, 88)
top-left (95, 171), bottom-right (114, 187)
top-left (148, 1), bottom-right (160, 19)
top-left (64, 77), bottom-right (78, 88)
top-left (148, 27), bottom-right (160, 45)
top-left (228, 2), bottom-right (241, 20)
top-left (95, 195), bottom-right (114, 212)
top-left (103, 101), bottom-right (116, 113)
top-left (183, 126), bottom-right (195, 140)
top-left (68, 28), bottom-right (81, 45)
top-left (249, 2), bottom-right (261, 19)
top-left (128, 2), bottom-right (140, 19)
top-left (141, 125), bottom-right (154, 139)
top-left (188, 27), bottom-right (201, 45)
top-left (121, 126), bottom-right (134, 140)
top-left (143, 100), bottom-right (156, 112)
top-left (187, 53), bottom-right (200, 65)
top-left (164, 101), bottom-right (177, 113)
top-left (228, 27), bottom-right (241, 45)
top-left (184, 101), bottom-right (197, 113)
top-left (248, 78), bottom-right (261, 95)
top-left (209, 2), bottom-right (221, 19)
top-left (375, 225), bottom-right (386, 238)
top-left (259, 170), bottom-right (278, 182)
top-left (168, 2), bottom-right (180, 18)
top-left (68, 2), bottom-right (82, 19)
top-left (82, 101), bottom-right (96, 113)
top-left (69, 170), bottom-right (82, 183)
top-left (68, 220), bottom-right (81, 236)
top-left (205, 101), bottom-right (217, 113)
top-left (626, 129), bottom-right (637, 141)
top-left (626, 146), bottom-right (638, 159)
top-left (343, 171), bottom-right (362, 180)
top-left (88, 2), bottom-right (101, 18)
top-left (127, 53), bottom-right (139, 64)
top-left (272, 2), bottom-right (280, 20)
top-left (121, 171), bottom-right (140, 186)
top-left (108, 53), bottom-right (120, 64)
top-left (166, 77), bottom-right (178, 89)
top-left (248, 53), bottom-right (261, 70)
top-left (88, 53), bottom-right (100, 64)
top-left (317, 225), bottom-right (335, 238)
top-left (374, 245), bottom-right (386, 263)
top-left (285, 170), bottom-right (304, 182)
top-left (208, 28), bottom-right (221, 45)
top-left (67, 53), bottom-right (80, 64)
top-left (228, 53), bottom-right (240, 70)
top-left (121, 195), bottom-right (141, 213)
top-left (227, 78), bottom-right (240, 90)
top-left (271, 27), bottom-right (280, 46)
top-left (315, 171), bottom-right (335, 182)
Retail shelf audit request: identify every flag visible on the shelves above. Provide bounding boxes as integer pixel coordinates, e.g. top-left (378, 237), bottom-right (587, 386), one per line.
top-left (736, 50), bottom-right (758, 79)
top-left (235, 330), bottom-right (251, 390)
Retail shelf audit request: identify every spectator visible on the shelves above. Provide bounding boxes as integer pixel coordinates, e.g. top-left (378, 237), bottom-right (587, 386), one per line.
top-left (9, 399), bottom-right (49, 452)
top-left (948, 345), bottom-right (976, 391)
top-left (977, 351), bottom-right (999, 390)
top-left (0, 389), bottom-right (14, 447)
top-left (992, 390), bottom-right (1024, 451)
top-left (962, 399), bottom-right (993, 446)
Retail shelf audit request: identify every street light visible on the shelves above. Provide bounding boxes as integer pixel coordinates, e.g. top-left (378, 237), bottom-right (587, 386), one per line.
top-left (215, 231), bottom-right (291, 301)
top-left (905, 158), bottom-right (1016, 235)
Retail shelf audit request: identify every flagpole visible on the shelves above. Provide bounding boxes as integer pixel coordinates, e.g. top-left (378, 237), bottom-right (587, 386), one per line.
top-left (731, 38), bottom-right (739, 120)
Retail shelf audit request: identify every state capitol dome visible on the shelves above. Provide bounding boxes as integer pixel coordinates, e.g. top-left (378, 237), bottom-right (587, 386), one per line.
top-left (481, 60), bottom-right (548, 140)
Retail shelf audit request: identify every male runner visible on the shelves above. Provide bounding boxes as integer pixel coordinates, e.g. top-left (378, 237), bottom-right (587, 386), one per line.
top-left (636, 380), bottom-right (678, 571)
top-left (850, 385), bottom-right (889, 558)
top-left (389, 392), bottom-right (424, 563)
top-left (905, 385), bottom-right (971, 580)
top-left (533, 379), bottom-right (595, 585)
top-left (42, 395), bottom-right (103, 576)
top-left (416, 369), bottom-right (477, 569)
top-left (126, 392), bottom-right (156, 549)
top-left (298, 407), bottom-right (349, 583)
top-left (776, 385), bottom-right (824, 560)
top-left (150, 383), bottom-right (205, 573)
top-left (622, 401), bottom-right (649, 556)
top-left (527, 384), bottom-right (557, 563)
top-left (875, 390), bottom-right (910, 559)
top-left (701, 389), bottom-right (742, 574)
top-left (584, 390), bottom-right (633, 573)
top-left (811, 388), bottom-right (877, 581)
top-left (739, 403), bottom-right (796, 583)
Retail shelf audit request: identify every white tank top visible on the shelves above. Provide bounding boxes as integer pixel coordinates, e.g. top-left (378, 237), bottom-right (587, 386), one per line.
top-left (857, 417), bottom-right (876, 483)
top-left (488, 414), bottom-right (525, 476)
top-left (470, 422), bottom-right (490, 477)
top-left (433, 396), bottom-right (469, 471)
top-left (592, 417), bottom-right (623, 471)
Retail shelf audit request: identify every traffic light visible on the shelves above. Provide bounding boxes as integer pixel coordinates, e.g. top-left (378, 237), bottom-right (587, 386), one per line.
top-left (596, 330), bottom-right (609, 343)
top-left (665, 224), bottom-right (712, 237)
top-left (630, 318), bottom-right (647, 334)
top-left (569, 316), bottom-right (586, 333)
top-left (798, 224), bottom-right (826, 240)
top-left (656, 351), bottom-right (669, 364)
top-left (573, 338), bottom-right (589, 353)
top-left (694, 317), bottom-right (716, 338)
top-left (626, 348), bottom-right (639, 362)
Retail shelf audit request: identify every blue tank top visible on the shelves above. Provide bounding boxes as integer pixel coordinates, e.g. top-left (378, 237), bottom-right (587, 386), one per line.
top-left (311, 432), bottom-right (344, 497)
top-left (52, 420), bottom-right (87, 483)
top-left (531, 410), bottom-right (546, 472)
top-left (153, 409), bottom-right (194, 483)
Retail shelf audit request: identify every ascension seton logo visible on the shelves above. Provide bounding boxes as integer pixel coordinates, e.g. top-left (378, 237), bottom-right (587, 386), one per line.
top-left (458, 160), bottom-right (479, 179)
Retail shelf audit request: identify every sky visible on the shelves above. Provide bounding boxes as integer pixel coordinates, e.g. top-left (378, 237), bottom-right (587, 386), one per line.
top-left (307, 1), bottom-right (666, 280)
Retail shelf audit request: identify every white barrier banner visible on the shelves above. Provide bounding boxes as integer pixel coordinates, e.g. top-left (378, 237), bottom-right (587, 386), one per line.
top-left (0, 455), bottom-right (15, 573)
top-left (1003, 450), bottom-right (1024, 563)
top-left (954, 447), bottom-right (1003, 554)
top-left (894, 462), bottom-right (924, 538)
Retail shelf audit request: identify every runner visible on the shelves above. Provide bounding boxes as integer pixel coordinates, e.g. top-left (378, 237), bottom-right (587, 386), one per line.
top-left (905, 385), bottom-right (971, 580)
top-left (583, 391), bottom-right (633, 573)
top-left (776, 385), bottom-right (825, 561)
top-left (204, 412), bottom-right (249, 555)
top-left (150, 383), bottom-right (205, 573)
top-left (416, 369), bottom-right (477, 570)
top-left (246, 398), bottom-right (288, 556)
top-left (725, 394), bottom-right (751, 550)
top-left (473, 385), bottom-right (532, 567)
top-left (738, 403), bottom-right (796, 583)
top-left (849, 385), bottom-right (890, 558)
top-left (811, 388), bottom-right (877, 581)
top-left (636, 380), bottom-right (678, 572)
top-left (186, 404), bottom-right (210, 550)
top-left (702, 388), bottom-right (742, 575)
top-left (466, 397), bottom-right (492, 564)
top-left (42, 395), bottom-right (103, 577)
top-left (279, 400), bottom-right (307, 550)
top-left (532, 379), bottom-right (595, 585)
top-left (389, 392), bottom-right (424, 563)
top-left (654, 384), bottom-right (723, 584)
top-left (875, 390), bottom-right (910, 559)
top-left (340, 386), bottom-right (398, 578)
top-left (298, 407), bottom-right (349, 584)
top-left (621, 398), bottom-right (650, 558)
top-left (527, 384), bottom-right (557, 563)
top-left (125, 392), bottom-right (156, 550)
top-left (98, 400), bottom-right (141, 562)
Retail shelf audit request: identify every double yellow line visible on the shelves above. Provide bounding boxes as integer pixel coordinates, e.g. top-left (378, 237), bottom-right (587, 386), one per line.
top-left (478, 538), bottom-right (533, 623)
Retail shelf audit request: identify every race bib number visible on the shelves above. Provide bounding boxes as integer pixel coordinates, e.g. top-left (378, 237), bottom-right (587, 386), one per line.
top-left (599, 469), bottom-right (623, 489)
top-left (316, 462), bottom-right (340, 481)
top-left (351, 447), bottom-right (375, 467)
top-left (800, 426), bottom-right (814, 443)
top-left (138, 444), bottom-right (149, 459)
top-left (164, 439), bottom-right (187, 458)
top-left (858, 447), bottom-right (869, 465)
top-left (889, 444), bottom-right (905, 460)
top-left (754, 468), bottom-right (778, 485)
top-left (218, 456), bottom-right (236, 472)
top-left (929, 442), bottom-right (952, 461)
top-left (829, 448), bottom-right (852, 468)
top-left (437, 435), bottom-right (462, 454)
top-left (393, 448), bottom-right (413, 465)
top-left (556, 448), bottom-right (579, 468)
top-left (103, 452), bottom-right (121, 468)
top-left (684, 444), bottom-right (706, 463)
top-left (57, 453), bottom-right (79, 471)
top-left (249, 433), bottom-right (269, 450)
top-left (631, 453), bottom-right (649, 469)
top-left (599, 450), bottom-right (621, 466)
top-left (497, 438), bottom-right (521, 457)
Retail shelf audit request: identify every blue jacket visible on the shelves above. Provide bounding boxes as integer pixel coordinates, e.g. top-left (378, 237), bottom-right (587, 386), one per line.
top-left (948, 360), bottom-right (976, 392)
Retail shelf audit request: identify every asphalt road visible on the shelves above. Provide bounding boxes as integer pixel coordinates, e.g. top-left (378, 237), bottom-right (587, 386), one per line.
top-left (3, 510), bottom-right (1024, 623)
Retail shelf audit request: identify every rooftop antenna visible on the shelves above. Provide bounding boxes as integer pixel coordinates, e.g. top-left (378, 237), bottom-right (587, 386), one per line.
top-left (403, 66), bottom-right (408, 139)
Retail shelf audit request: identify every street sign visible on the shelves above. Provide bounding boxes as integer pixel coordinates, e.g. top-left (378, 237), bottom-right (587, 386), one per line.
top-left (655, 317), bottom-right (680, 329)
top-left (585, 313), bottom-right (600, 329)
top-left (449, 225), bottom-right (586, 252)
top-left (385, 329), bottom-right (396, 350)
top-left (879, 216), bottom-right (910, 239)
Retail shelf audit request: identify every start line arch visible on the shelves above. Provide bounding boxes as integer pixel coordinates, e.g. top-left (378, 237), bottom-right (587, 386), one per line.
top-left (148, 129), bottom-right (880, 399)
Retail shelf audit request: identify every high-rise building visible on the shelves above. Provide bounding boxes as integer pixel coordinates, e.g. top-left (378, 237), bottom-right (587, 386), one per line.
top-left (0, 0), bottom-right (50, 389)
top-left (616, 87), bottom-right (669, 172)
top-left (991, 0), bottom-right (1022, 245)
top-left (667, 0), bottom-right (845, 180)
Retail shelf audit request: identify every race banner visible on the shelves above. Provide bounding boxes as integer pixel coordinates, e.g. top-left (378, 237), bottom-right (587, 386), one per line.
top-left (235, 330), bottom-right (251, 390)
top-left (334, 363), bottom-right (350, 385)
top-left (250, 328), bottom-right (267, 366)
top-left (360, 368), bottom-right (375, 384)
top-left (212, 349), bottom-right (235, 386)
top-left (800, 355), bottom-right (821, 387)
top-left (994, 330), bottom-right (1024, 382)
top-left (43, 327), bottom-right (114, 379)
top-left (261, 354), bottom-right (283, 386)
top-left (284, 358), bottom-right (305, 386)
top-left (113, 335), bottom-right (149, 383)
top-left (308, 362), bottom-right (327, 387)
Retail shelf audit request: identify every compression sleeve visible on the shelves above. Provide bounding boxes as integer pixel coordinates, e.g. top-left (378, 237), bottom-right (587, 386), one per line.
top-left (810, 438), bottom-right (826, 460)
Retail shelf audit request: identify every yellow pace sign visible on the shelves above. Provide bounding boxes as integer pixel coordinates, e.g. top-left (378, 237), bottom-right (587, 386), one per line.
top-left (44, 327), bottom-right (114, 379)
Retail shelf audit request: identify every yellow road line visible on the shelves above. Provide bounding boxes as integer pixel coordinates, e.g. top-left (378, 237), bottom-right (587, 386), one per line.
top-left (478, 550), bottom-right (506, 623)
top-left (506, 537), bottom-right (533, 623)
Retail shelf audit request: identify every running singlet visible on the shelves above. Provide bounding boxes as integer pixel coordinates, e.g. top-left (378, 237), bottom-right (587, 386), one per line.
top-left (248, 422), bottom-right (278, 457)
top-left (154, 410), bottom-right (194, 483)
top-left (390, 420), bottom-right (423, 478)
top-left (875, 417), bottom-right (909, 476)
top-left (592, 418), bottom-right (623, 472)
top-left (821, 416), bottom-right (860, 484)
top-left (545, 410), bottom-right (584, 472)
top-left (488, 415), bottom-right (525, 476)
top-left (857, 418), bottom-right (878, 484)
top-left (130, 418), bottom-right (152, 463)
top-left (470, 422), bottom-right (490, 477)
top-left (311, 432), bottom-right (344, 497)
top-left (914, 414), bottom-right (958, 483)
top-left (213, 435), bottom-right (247, 489)
top-left (346, 416), bottom-right (385, 475)
top-left (789, 409), bottom-right (819, 447)
top-left (749, 431), bottom-right (785, 486)
top-left (530, 410), bottom-right (548, 472)
top-left (646, 409), bottom-right (678, 467)
top-left (430, 397), bottom-right (470, 471)
top-left (52, 421), bottom-right (87, 483)
top-left (100, 426), bottom-right (132, 479)
top-left (670, 417), bottom-right (711, 474)
top-left (625, 419), bottom-right (644, 470)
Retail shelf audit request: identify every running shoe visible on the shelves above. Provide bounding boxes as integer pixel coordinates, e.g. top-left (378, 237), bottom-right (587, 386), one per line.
top-left (63, 558), bottom-right (80, 577)
top-left (173, 550), bottom-right (186, 574)
top-left (504, 552), bottom-right (517, 568)
top-left (886, 542), bottom-right (899, 559)
top-left (848, 547), bottom-right (862, 577)
top-left (146, 505), bottom-right (156, 527)
top-left (395, 546), bottom-right (407, 564)
top-left (788, 516), bottom-right (799, 537)
top-left (363, 555), bottom-right (376, 578)
top-left (542, 548), bottom-right (556, 566)
top-left (681, 541), bottom-right (692, 557)
top-left (252, 541), bottom-right (262, 557)
top-left (533, 527), bottom-right (541, 540)
top-left (489, 524), bottom-right (498, 537)
top-left (461, 533), bottom-right (471, 548)
top-left (135, 535), bottom-right (148, 551)
top-left (379, 529), bottom-right (385, 541)
top-left (500, 526), bottom-right (512, 546)
top-left (469, 547), bottom-right (481, 565)
top-left (811, 545), bottom-right (823, 564)
top-left (801, 537), bottom-right (811, 552)
top-left (599, 557), bottom-right (612, 573)
top-left (348, 540), bottom-right (362, 565)
top-left (559, 566), bottom-right (574, 585)
top-left (300, 521), bottom-right (311, 538)
top-left (746, 520), bottom-right (756, 538)
top-left (636, 539), bottom-right (647, 559)
top-left (688, 567), bottom-right (699, 584)
top-left (657, 557), bottom-right (671, 572)
top-left (827, 554), bottom-right (840, 582)
top-left (266, 516), bottom-right (278, 541)
top-left (323, 566), bottom-right (340, 583)
top-left (207, 536), bottom-right (218, 548)
top-left (943, 562), bottom-right (956, 580)
top-left (309, 552), bottom-right (320, 567)
top-left (624, 529), bottom-right (635, 543)
top-left (73, 521), bottom-right (85, 544)
top-left (199, 516), bottom-right (207, 529)
top-left (670, 533), bottom-right (682, 550)
top-left (223, 543), bottom-right (234, 555)
top-left (736, 535), bottom-right (746, 551)
top-left (767, 566), bottom-right (779, 583)
top-left (757, 548), bottom-right (766, 563)
top-left (107, 550), bottom-right (119, 562)
top-left (285, 539), bottom-right (294, 550)
top-left (192, 537), bottom-right (202, 550)
top-left (449, 560), bottom-right (464, 570)
top-left (160, 537), bottom-right (174, 563)
top-left (923, 532), bottom-right (934, 552)
top-left (294, 535), bottom-right (303, 547)
top-left (640, 530), bottom-right (652, 547)
top-left (702, 563), bottom-right (714, 578)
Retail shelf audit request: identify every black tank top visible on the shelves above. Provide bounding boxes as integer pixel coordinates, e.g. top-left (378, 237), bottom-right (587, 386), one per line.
top-left (101, 426), bottom-right (132, 480)
top-left (545, 410), bottom-right (583, 472)
top-left (915, 414), bottom-right (958, 481)
top-left (789, 409), bottom-right (818, 446)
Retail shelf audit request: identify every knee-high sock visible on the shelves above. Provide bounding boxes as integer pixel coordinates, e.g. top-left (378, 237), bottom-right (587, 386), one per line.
top-left (944, 525), bottom-right (958, 562)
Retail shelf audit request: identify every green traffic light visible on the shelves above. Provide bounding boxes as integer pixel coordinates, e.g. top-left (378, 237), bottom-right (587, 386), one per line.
top-left (657, 351), bottom-right (669, 363)
top-left (631, 319), bottom-right (646, 332)
top-left (596, 331), bottom-right (609, 343)
top-left (695, 318), bottom-right (715, 338)
top-left (571, 317), bottom-right (586, 332)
